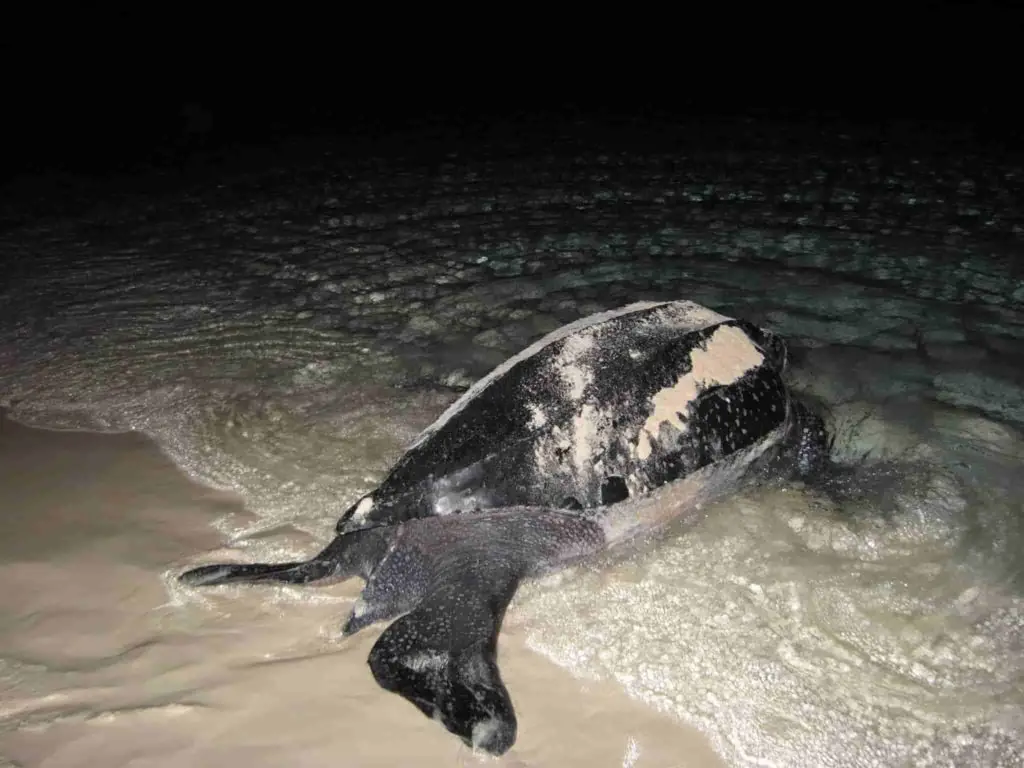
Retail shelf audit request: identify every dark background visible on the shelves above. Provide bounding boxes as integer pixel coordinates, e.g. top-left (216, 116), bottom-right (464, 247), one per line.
top-left (3, 2), bottom-right (1021, 185)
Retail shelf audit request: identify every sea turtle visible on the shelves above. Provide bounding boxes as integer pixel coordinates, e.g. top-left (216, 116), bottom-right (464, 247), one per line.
top-left (180, 300), bottom-right (830, 754)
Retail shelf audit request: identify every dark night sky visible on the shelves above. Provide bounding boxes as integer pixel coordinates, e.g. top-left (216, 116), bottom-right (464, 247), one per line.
top-left (3, 2), bottom-right (1021, 182)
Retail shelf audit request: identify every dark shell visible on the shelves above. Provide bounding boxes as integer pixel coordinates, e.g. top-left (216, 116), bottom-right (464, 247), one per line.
top-left (338, 300), bottom-right (791, 532)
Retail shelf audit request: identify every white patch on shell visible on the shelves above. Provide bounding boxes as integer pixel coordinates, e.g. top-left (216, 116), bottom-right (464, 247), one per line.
top-left (571, 403), bottom-right (602, 473)
top-left (537, 425), bottom-right (573, 457)
top-left (528, 403), bottom-right (548, 429)
top-left (532, 400), bottom-right (615, 491)
top-left (635, 324), bottom-right (765, 460)
top-left (350, 495), bottom-right (375, 522)
top-left (553, 332), bottom-right (596, 400)
top-left (408, 300), bottom-right (730, 450)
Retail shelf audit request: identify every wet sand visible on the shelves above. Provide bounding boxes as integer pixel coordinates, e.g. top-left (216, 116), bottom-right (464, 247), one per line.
top-left (0, 413), bottom-right (724, 768)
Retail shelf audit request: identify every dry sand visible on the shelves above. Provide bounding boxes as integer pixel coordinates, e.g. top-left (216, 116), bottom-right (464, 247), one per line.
top-left (0, 412), bottom-right (724, 768)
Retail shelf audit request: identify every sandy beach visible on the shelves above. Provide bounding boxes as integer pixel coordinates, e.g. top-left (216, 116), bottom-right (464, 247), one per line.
top-left (0, 412), bottom-right (724, 767)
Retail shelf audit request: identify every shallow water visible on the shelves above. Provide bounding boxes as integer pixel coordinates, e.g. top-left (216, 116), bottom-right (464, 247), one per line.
top-left (1, 123), bottom-right (1022, 766)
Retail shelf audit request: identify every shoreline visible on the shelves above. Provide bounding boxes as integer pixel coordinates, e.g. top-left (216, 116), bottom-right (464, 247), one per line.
top-left (0, 412), bottom-right (724, 768)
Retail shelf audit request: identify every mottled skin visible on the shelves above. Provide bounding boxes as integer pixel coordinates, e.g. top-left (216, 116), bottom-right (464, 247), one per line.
top-left (180, 300), bottom-right (830, 755)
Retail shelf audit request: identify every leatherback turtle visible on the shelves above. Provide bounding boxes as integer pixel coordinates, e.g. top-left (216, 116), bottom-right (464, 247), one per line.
top-left (180, 300), bottom-right (829, 754)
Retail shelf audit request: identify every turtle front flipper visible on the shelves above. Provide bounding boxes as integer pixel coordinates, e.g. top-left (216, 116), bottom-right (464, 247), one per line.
top-left (341, 508), bottom-right (605, 755)
top-left (178, 526), bottom-right (391, 587)
top-left (790, 399), bottom-right (832, 477)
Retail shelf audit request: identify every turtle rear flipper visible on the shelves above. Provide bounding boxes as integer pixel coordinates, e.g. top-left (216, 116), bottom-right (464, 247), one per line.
top-left (342, 509), bottom-right (605, 755)
top-left (179, 560), bottom-right (332, 585)
top-left (365, 565), bottom-right (520, 755)
top-left (178, 526), bottom-right (391, 587)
